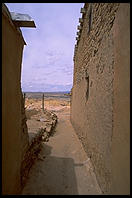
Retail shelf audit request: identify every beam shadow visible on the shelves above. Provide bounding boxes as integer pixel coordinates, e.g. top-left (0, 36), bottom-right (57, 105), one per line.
top-left (22, 143), bottom-right (79, 195)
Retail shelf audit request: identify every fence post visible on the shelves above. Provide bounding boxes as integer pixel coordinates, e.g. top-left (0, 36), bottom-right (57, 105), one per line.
top-left (23, 93), bottom-right (26, 108)
top-left (42, 93), bottom-right (44, 112)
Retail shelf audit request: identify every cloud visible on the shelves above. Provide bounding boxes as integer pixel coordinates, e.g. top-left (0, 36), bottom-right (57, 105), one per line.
top-left (6, 3), bottom-right (84, 92)
top-left (22, 82), bottom-right (72, 92)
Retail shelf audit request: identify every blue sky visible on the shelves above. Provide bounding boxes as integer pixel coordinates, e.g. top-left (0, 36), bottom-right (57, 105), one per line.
top-left (5, 3), bottom-right (84, 92)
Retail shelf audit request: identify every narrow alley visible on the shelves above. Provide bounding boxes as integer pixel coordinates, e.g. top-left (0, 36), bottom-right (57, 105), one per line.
top-left (2, 3), bottom-right (130, 195)
top-left (22, 106), bottom-right (102, 195)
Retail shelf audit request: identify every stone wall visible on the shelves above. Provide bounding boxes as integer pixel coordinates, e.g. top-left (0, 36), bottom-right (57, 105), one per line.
top-left (20, 91), bottom-right (30, 188)
top-left (21, 108), bottom-right (58, 187)
top-left (21, 91), bottom-right (29, 164)
top-left (71, 3), bottom-right (130, 194)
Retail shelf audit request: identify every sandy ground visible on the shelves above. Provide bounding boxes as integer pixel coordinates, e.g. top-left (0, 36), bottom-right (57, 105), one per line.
top-left (22, 99), bottom-right (102, 195)
top-left (25, 98), bottom-right (70, 112)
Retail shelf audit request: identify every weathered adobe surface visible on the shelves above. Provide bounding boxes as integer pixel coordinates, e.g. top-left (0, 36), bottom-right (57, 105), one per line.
top-left (73, 3), bottom-right (119, 84)
top-left (20, 101), bottom-right (58, 190)
top-left (71, 3), bottom-right (119, 194)
top-left (21, 91), bottom-right (29, 165)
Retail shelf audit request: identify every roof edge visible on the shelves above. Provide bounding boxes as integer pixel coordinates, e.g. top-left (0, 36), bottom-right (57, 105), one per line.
top-left (2, 3), bottom-right (26, 45)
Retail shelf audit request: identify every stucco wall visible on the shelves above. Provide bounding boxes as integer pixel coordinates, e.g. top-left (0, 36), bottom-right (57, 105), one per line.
top-left (110, 4), bottom-right (130, 194)
top-left (71, 3), bottom-right (130, 194)
top-left (2, 6), bottom-right (26, 194)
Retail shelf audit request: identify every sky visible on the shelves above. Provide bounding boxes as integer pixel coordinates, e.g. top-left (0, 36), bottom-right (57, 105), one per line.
top-left (5, 3), bottom-right (84, 92)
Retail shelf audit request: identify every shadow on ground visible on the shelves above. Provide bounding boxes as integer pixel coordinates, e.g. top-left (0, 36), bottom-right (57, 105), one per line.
top-left (22, 143), bottom-right (79, 195)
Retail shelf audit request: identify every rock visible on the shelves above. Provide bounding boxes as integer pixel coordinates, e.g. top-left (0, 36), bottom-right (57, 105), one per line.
top-left (45, 138), bottom-right (49, 142)
top-left (60, 103), bottom-right (65, 106)
top-left (21, 108), bottom-right (58, 186)
top-left (40, 118), bottom-right (50, 122)
top-left (38, 127), bottom-right (46, 134)
top-left (42, 133), bottom-right (47, 138)
top-left (46, 125), bottom-right (52, 133)
top-left (42, 136), bottom-right (46, 141)
top-left (52, 120), bottom-right (56, 126)
top-left (42, 135), bottom-right (47, 141)
top-left (40, 118), bottom-right (45, 122)
top-left (38, 154), bottom-right (45, 161)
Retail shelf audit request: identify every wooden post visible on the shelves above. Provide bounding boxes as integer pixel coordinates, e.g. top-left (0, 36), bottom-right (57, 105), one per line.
top-left (23, 93), bottom-right (26, 108)
top-left (42, 93), bottom-right (44, 112)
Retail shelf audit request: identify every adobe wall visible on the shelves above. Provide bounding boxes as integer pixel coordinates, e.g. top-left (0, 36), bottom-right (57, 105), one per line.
top-left (71, 3), bottom-right (130, 194)
top-left (110, 4), bottom-right (130, 194)
top-left (2, 5), bottom-right (29, 194)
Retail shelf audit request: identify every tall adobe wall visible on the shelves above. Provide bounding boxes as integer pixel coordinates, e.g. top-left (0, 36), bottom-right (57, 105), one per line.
top-left (2, 4), bottom-right (29, 194)
top-left (71, 3), bottom-right (130, 194)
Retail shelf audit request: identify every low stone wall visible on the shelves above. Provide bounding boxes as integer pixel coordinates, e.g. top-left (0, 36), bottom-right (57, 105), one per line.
top-left (21, 91), bottom-right (29, 166)
top-left (20, 109), bottom-right (58, 189)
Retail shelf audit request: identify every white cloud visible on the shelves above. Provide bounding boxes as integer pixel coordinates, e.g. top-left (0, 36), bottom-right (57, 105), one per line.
top-left (6, 3), bottom-right (84, 92)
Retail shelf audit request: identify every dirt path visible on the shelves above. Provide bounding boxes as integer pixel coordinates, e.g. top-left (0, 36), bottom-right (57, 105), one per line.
top-left (22, 106), bottom-right (102, 195)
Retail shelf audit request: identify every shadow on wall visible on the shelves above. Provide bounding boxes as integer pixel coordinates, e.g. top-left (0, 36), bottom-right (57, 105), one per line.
top-left (22, 143), bottom-right (79, 195)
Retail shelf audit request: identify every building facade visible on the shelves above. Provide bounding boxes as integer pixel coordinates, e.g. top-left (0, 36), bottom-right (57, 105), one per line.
top-left (2, 4), bottom-right (35, 194)
top-left (71, 3), bottom-right (130, 194)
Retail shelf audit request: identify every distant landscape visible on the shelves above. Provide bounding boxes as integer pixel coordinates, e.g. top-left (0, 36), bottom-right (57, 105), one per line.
top-left (23, 91), bottom-right (71, 101)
